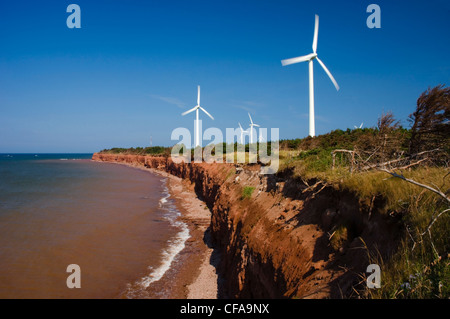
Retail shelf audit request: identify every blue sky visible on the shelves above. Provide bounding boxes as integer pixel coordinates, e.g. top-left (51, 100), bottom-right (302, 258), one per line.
top-left (0, 0), bottom-right (449, 152)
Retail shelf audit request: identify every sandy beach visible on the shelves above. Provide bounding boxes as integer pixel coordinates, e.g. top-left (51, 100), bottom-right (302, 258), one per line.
top-left (166, 176), bottom-right (221, 299)
top-left (98, 161), bottom-right (221, 299)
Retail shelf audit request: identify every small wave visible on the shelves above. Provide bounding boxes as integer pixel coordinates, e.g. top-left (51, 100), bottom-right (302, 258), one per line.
top-left (59, 158), bottom-right (68, 161)
top-left (159, 194), bottom-right (170, 206)
top-left (158, 183), bottom-right (170, 206)
top-left (138, 221), bottom-right (189, 289)
top-left (126, 178), bottom-right (190, 298)
top-left (125, 217), bottom-right (190, 298)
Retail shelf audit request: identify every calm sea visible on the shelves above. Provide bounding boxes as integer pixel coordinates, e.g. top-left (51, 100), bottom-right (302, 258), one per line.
top-left (0, 154), bottom-right (188, 298)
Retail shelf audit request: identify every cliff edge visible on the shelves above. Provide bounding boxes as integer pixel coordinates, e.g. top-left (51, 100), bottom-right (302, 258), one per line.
top-left (92, 153), bottom-right (400, 298)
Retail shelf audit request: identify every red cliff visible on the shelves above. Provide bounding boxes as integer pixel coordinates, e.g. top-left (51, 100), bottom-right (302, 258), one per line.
top-left (92, 153), bottom-right (399, 298)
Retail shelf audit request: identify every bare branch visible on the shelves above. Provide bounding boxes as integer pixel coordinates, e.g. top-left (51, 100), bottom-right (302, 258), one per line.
top-left (421, 208), bottom-right (450, 236)
top-left (397, 158), bottom-right (429, 170)
top-left (378, 168), bottom-right (450, 204)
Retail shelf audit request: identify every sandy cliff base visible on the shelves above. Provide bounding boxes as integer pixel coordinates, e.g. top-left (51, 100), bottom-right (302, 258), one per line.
top-left (101, 161), bottom-right (221, 299)
top-left (165, 176), bottom-right (222, 299)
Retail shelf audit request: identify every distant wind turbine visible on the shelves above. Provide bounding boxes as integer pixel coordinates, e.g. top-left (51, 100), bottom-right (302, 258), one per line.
top-left (238, 122), bottom-right (249, 144)
top-left (248, 113), bottom-right (260, 144)
top-left (281, 14), bottom-right (340, 137)
top-left (354, 122), bottom-right (364, 129)
top-left (181, 85), bottom-right (214, 147)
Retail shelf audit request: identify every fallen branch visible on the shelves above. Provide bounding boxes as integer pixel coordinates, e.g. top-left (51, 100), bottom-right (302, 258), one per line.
top-left (311, 183), bottom-right (328, 198)
top-left (397, 158), bottom-right (429, 170)
top-left (301, 181), bottom-right (321, 193)
top-left (361, 157), bottom-right (406, 171)
top-left (360, 148), bottom-right (441, 171)
top-left (379, 168), bottom-right (450, 204)
top-left (409, 148), bottom-right (442, 159)
top-left (421, 208), bottom-right (450, 236)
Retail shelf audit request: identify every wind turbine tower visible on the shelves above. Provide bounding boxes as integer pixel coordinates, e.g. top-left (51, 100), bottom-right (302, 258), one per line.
top-left (181, 86), bottom-right (214, 147)
top-left (281, 14), bottom-right (340, 137)
top-left (248, 113), bottom-right (260, 144)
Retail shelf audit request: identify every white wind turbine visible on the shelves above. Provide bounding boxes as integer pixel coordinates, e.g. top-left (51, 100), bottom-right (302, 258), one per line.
top-left (248, 113), bottom-right (260, 144)
top-left (238, 122), bottom-right (249, 144)
top-left (181, 85), bottom-right (214, 148)
top-left (354, 122), bottom-right (363, 129)
top-left (281, 14), bottom-right (340, 137)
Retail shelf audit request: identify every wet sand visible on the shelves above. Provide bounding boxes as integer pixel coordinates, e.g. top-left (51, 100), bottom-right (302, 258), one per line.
top-left (99, 161), bottom-right (221, 299)
top-left (165, 176), bottom-right (220, 299)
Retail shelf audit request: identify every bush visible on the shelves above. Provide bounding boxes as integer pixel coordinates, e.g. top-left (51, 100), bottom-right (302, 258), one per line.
top-left (241, 186), bottom-right (255, 200)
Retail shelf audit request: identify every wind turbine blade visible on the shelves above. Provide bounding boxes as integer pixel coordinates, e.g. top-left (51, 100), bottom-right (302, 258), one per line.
top-left (238, 122), bottom-right (243, 130)
top-left (248, 113), bottom-right (253, 124)
top-left (199, 106), bottom-right (214, 120)
top-left (312, 14), bottom-right (319, 53)
top-left (253, 124), bottom-right (260, 127)
top-left (316, 57), bottom-right (340, 91)
top-left (181, 106), bottom-right (198, 116)
top-left (281, 54), bottom-right (313, 66)
top-left (197, 85), bottom-right (200, 106)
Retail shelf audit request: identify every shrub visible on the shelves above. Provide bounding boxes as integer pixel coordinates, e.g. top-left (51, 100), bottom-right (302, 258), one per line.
top-left (241, 186), bottom-right (255, 200)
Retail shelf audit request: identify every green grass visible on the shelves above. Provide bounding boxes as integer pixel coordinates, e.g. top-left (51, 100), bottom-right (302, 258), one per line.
top-left (100, 146), bottom-right (170, 156)
top-left (241, 186), bottom-right (255, 200)
top-left (366, 225), bottom-right (449, 299)
top-left (276, 130), bottom-right (449, 299)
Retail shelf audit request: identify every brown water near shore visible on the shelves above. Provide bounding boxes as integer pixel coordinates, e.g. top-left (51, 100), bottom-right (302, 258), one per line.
top-left (100, 161), bottom-right (221, 299)
top-left (0, 159), bottom-right (186, 298)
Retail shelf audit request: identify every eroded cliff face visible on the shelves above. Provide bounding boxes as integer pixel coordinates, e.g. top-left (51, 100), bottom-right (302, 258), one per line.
top-left (92, 153), bottom-right (400, 298)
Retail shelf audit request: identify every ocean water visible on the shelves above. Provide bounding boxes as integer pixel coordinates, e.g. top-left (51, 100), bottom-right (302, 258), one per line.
top-left (0, 154), bottom-right (189, 298)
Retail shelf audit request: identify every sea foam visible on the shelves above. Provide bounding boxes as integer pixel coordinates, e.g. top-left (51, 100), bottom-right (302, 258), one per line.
top-left (127, 178), bottom-right (190, 297)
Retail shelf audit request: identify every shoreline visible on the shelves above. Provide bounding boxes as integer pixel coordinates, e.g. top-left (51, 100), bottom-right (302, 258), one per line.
top-left (165, 175), bottom-right (221, 299)
top-left (92, 159), bottom-right (220, 299)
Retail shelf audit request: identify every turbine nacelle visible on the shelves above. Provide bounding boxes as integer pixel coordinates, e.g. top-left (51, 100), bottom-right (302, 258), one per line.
top-left (281, 53), bottom-right (317, 66)
top-left (181, 86), bottom-right (214, 120)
